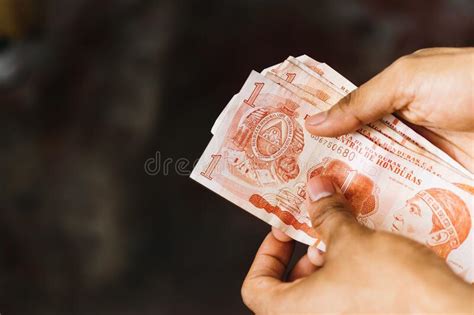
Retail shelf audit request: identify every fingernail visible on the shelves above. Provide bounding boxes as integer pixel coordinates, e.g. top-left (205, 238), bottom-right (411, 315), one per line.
top-left (306, 111), bottom-right (328, 126)
top-left (271, 227), bottom-right (292, 242)
top-left (307, 176), bottom-right (336, 202)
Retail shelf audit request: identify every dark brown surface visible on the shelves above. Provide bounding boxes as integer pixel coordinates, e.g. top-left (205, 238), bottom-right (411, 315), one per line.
top-left (0, 0), bottom-right (472, 314)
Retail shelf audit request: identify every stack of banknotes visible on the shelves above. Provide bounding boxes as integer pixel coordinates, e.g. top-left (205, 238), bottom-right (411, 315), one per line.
top-left (190, 55), bottom-right (473, 283)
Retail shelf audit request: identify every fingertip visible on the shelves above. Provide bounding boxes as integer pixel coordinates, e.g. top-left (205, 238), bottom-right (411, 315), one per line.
top-left (271, 227), bottom-right (293, 242)
top-left (305, 111), bottom-right (328, 128)
top-left (306, 175), bottom-right (357, 245)
top-left (304, 107), bottom-right (360, 137)
top-left (304, 111), bottom-right (332, 136)
top-left (307, 245), bottom-right (325, 267)
top-left (307, 176), bottom-right (337, 203)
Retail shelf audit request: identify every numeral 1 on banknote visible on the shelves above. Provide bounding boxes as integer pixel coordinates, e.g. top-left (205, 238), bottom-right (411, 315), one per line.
top-left (285, 73), bottom-right (296, 83)
top-left (200, 154), bottom-right (222, 180)
top-left (244, 82), bottom-right (264, 107)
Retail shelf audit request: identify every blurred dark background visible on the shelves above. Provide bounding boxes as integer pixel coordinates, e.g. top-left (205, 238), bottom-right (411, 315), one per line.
top-left (0, 0), bottom-right (472, 314)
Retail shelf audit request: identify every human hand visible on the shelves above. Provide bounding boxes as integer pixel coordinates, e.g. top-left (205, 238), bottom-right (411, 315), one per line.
top-left (305, 47), bottom-right (474, 172)
top-left (241, 176), bottom-right (473, 314)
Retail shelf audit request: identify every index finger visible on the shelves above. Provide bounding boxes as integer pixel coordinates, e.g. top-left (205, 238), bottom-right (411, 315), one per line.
top-left (241, 232), bottom-right (294, 312)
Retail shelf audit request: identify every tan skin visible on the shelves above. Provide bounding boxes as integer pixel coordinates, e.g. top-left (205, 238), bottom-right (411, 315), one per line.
top-left (241, 48), bottom-right (474, 314)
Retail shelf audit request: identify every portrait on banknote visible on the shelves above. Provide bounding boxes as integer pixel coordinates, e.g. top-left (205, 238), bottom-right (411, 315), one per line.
top-left (384, 188), bottom-right (472, 278)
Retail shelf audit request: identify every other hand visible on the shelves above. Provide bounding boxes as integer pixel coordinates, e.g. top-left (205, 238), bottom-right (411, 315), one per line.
top-left (241, 176), bottom-right (473, 314)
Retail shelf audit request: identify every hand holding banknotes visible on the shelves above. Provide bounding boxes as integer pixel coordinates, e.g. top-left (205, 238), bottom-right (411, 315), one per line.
top-left (242, 176), bottom-right (473, 314)
top-left (242, 47), bottom-right (474, 313)
top-left (306, 47), bottom-right (474, 172)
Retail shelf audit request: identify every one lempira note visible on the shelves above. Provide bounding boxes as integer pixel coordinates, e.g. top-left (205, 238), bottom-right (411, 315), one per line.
top-left (192, 71), bottom-right (474, 282)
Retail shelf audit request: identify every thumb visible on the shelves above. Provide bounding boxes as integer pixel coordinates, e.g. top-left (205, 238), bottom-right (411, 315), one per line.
top-left (306, 176), bottom-right (361, 246)
top-left (305, 67), bottom-right (402, 137)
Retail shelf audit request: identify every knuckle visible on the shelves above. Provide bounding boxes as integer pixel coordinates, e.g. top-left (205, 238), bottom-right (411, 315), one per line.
top-left (386, 56), bottom-right (417, 108)
top-left (310, 197), bottom-right (353, 230)
top-left (413, 48), bottom-right (429, 55)
top-left (391, 55), bottom-right (411, 71)
top-left (338, 92), bottom-right (353, 111)
top-left (412, 47), bottom-right (444, 56)
top-left (338, 90), bottom-right (356, 112)
top-left (241, 281), bottom-right (254, 309)
top-left (335, 91), bottom-right (364, 125)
